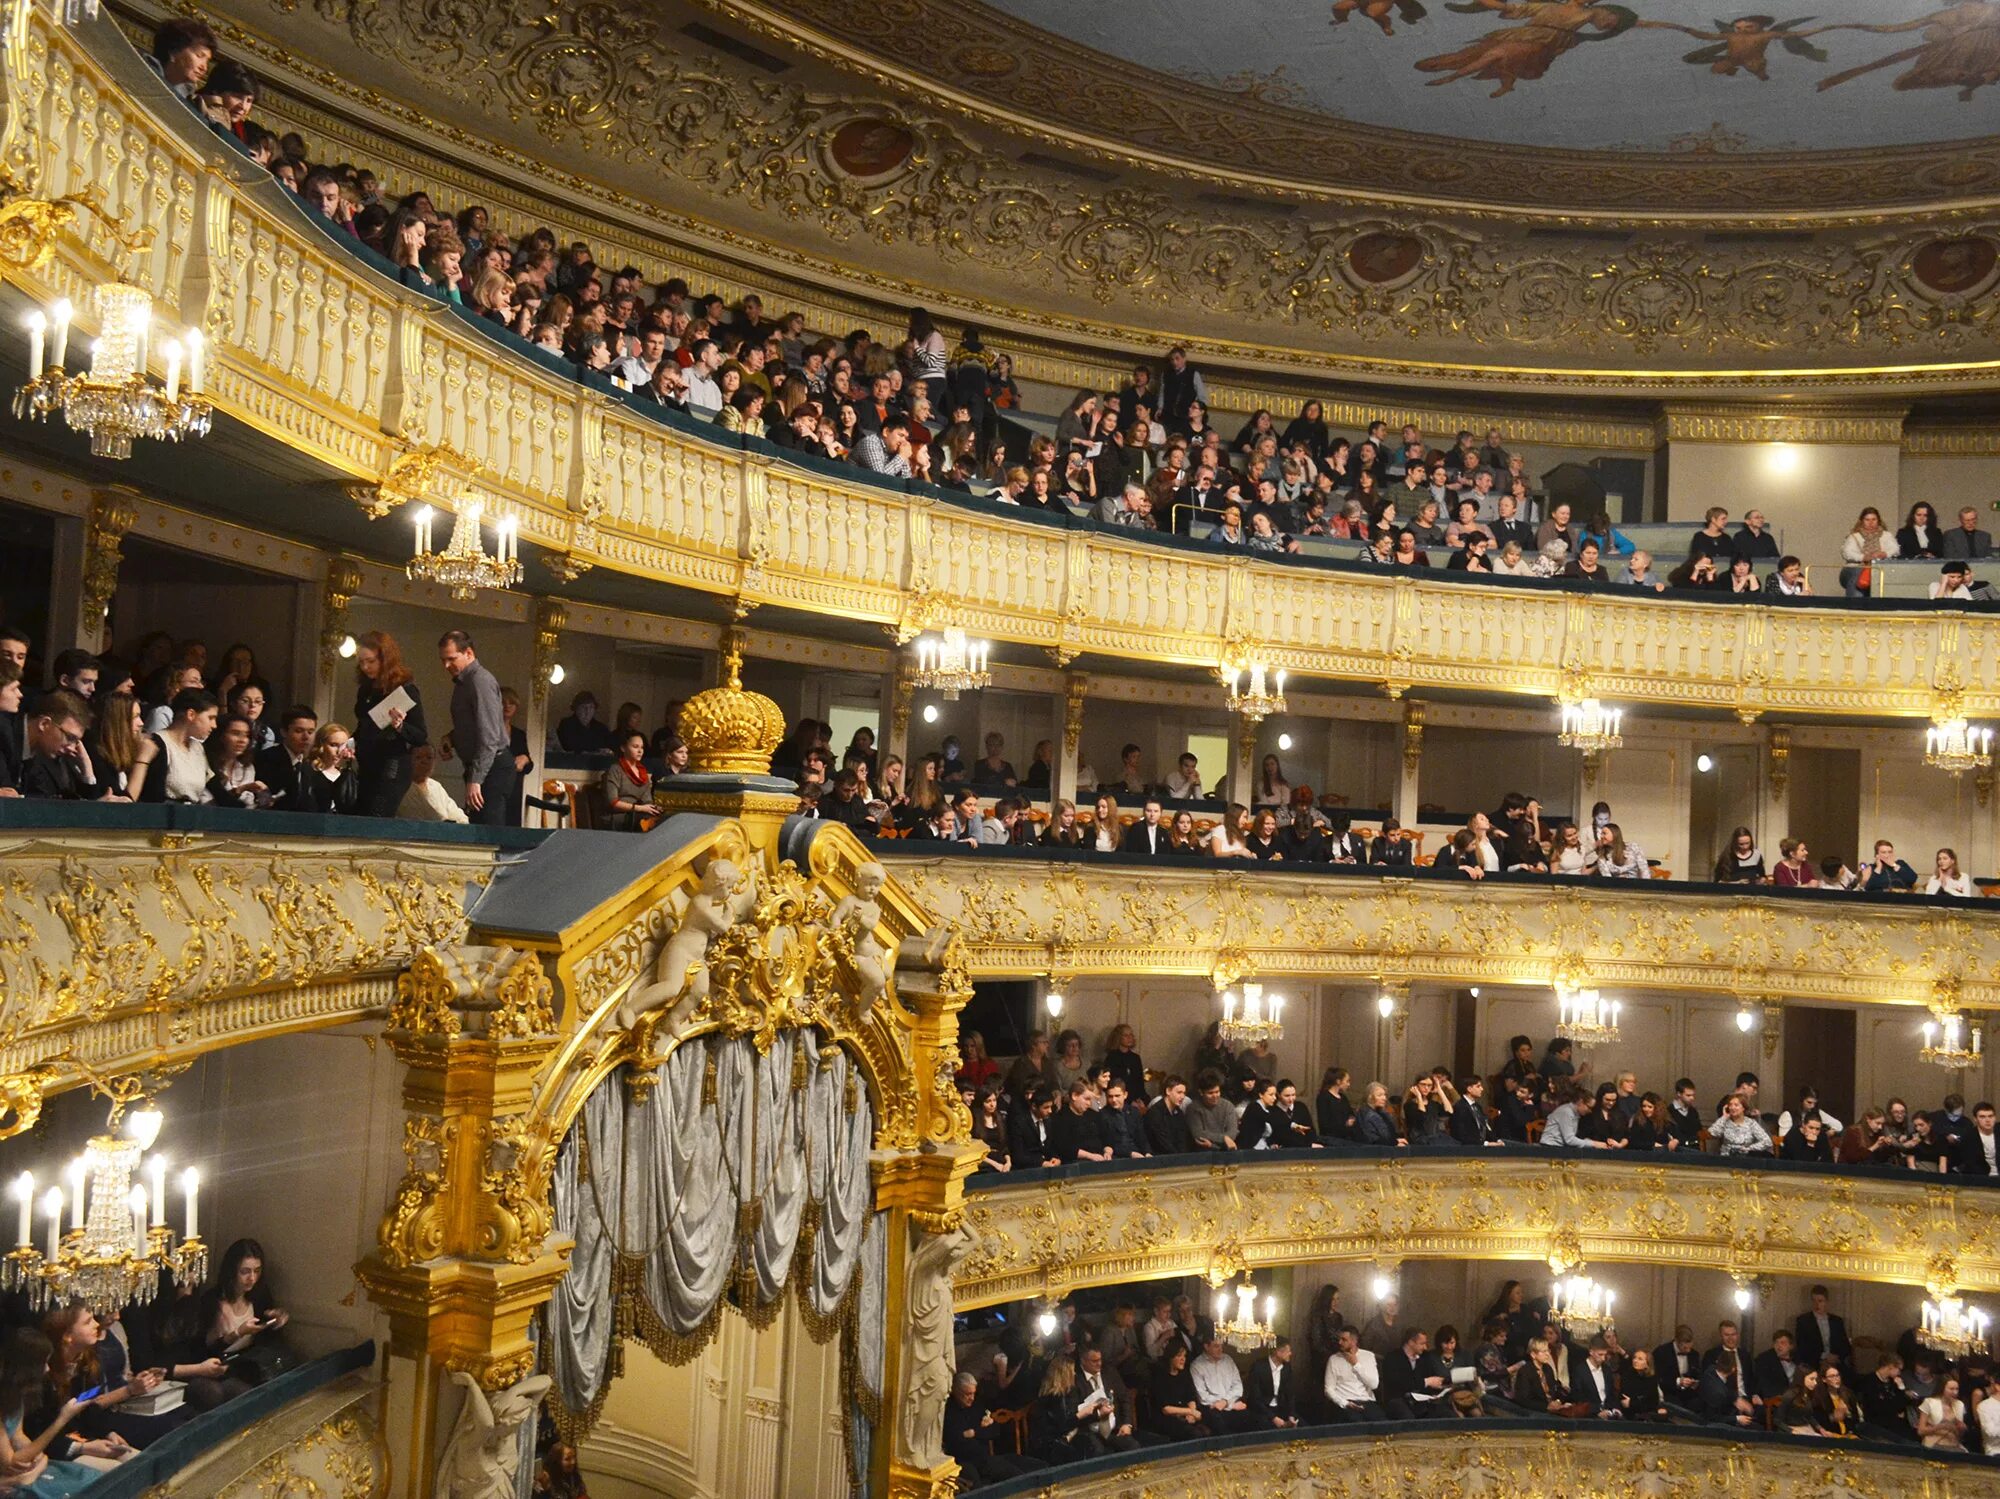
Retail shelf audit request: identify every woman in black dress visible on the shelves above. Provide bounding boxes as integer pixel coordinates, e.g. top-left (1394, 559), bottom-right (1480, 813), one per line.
top-left (351, 630), bottom-right (426, 817)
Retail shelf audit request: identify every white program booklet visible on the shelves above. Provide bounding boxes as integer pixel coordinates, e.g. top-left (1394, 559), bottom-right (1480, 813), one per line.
top-left (367, 685), bottom-right (416, 729)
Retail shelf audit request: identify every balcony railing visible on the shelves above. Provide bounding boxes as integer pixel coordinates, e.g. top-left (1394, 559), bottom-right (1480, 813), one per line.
top-left (9, 8), bottom-right (2000, 723)
top-left (952, 1146), bottom-right (1999, 1308)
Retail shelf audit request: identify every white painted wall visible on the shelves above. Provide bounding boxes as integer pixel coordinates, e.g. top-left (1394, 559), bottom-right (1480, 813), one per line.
top-left (1664, 441), bottom-right (1901, 573)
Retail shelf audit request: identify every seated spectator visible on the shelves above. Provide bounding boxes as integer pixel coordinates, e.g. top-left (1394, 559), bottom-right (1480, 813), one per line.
top-left (1780, 1114), bottom-right (1835, 1163)
top-left (1145, 1346), bottom-right (1209, 1441)
top-left (1041, 798), bottom-right (1083, 846)
top-left (1712, 826), bottom-right (1767, 884)
top-left (1859, 839), bottom-right (1919, 893)
top-left (398, 742), bottom-right (467, 822)
top-left (555, 692), bottom-right (613, 754)
top-left (299, 722), bottom-right (360, 814)
top-left (1322, 1328), bottom-right (1383, 1421)
top-left (128, 688), bottom-right (221, 804)
top-left (20, 690), bottom-right (120, 801)
top-left (1841, 507), bottom-right (1899, 596)
top-left (1184, 1070), bottom-right (1239, 1152)
top-left (1765, 555), bottom-right (1812, 597)
top-left (1668, 554), bottom-right (1721, 591)
top-left (1772, 837), bottom-right (1819, 887)
top-left (204, 713), bottom-right (266, 808)
top-left (601, 730), bottom-right (653, 831)
top-left (1927, 846), bottom-right (1974, 897)
top-left (1355, 1082), bottom-right (1403, 1146)
top-left (1899, 502), bottom-right (1944, 561)
top-left (942, 1372), bottom-right (1042, 1485)
top-left (1713, 1093), bottom-right (1774, 1156)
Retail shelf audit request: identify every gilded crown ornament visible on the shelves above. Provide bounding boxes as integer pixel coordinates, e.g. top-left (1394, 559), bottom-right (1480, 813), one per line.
top-left (679, 639), bottom-right (787, 775)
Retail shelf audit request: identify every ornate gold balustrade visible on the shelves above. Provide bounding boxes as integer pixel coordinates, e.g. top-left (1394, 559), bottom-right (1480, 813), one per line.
top-left (952, 1154), bottom-right (1996, 1310)
top-left (882, 852), bottom-right (2000, 1012)
top-left (967, 1425), bottom-right (2000, 1499)
top-left (0, 823), bottom-right (490, 1135)
top-left (8, 9), bottom-right (2000, 722)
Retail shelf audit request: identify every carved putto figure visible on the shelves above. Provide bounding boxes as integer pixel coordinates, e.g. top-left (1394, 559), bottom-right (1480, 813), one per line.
top-left (613, 859), bottom-right (756, 1031)
top-left (829, 860), bottom-right (895, 1004)
top-left (436, 1370), bottom-right (553, 1499)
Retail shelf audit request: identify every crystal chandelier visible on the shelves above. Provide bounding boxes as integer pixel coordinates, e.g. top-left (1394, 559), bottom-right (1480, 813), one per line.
top-left (2, 1101), bottom-right (205, 1317)
top-left (1920, 1295), bottom-right (1991, 1358)
top-left (1217, 982), bottom-right (1284, 1047)
top-left (909, 628), bottom-right (990, 701)
top-left (14, 285), bottom-right (212, 459)
top-left (1223, 662), bottom-right (1287, 723)
top-left (1549, 1275), bottom-right (1616, 1338)
top-left (1557, 698), bottom-right (1623, 755)
top-left (1921, 1011), bottom-right (1982, 1069)
top-left (1556, 985), bottom-right (1620, 1047)
top-left (408, 501), bottom-right (522, 600)
top-left (1925, 718), bottom-right (1993, 775)
top-left (1212, 1278), bottom-right (1276, 1352)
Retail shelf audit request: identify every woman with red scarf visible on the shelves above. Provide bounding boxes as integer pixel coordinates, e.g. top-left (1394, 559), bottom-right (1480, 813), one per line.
top-left (601, 730), bottom-right (654, 832)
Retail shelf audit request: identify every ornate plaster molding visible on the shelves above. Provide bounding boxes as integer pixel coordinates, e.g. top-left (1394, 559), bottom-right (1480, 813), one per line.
top-left (0, 830), bottom-right (487, 1134)
top-left (1662, 406), bottom-right (1911, 446)
top-left (881, 855), bottom-right (2000, 1012)
top-left (159, 1372), bottom-right (388, 1499)
top-left (955, 1423), bottom-right (2000, 1498)
top-left (955, 1155), bottom-right (2000, 1310)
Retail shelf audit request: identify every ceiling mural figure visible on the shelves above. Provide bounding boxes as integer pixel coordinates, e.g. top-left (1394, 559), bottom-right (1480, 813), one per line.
top-left (1664, 16), bottom-right (1832, 80)
top-left (1817, 1), bottom-right (2000, 99)
top-left (1415, 1), bottom-right (1640, 97)
top-left (1332, 0), bottom-right (1431, 35)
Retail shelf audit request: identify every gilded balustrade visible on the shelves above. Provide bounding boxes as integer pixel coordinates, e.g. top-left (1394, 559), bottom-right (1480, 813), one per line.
top-left (881, 853), bottom-right (2000, 1012)
top-left (960, 1424), bottom-right (2000, 1499)
top-left (953, 1153), bottom-right (2000, 1310)
top-left (8, 9), bottom-right (2000, 723)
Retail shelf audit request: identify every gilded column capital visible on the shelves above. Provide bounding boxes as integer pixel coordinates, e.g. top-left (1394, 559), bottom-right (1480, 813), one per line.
top-left (81, 486), bottom-right (139, 632)
top-left (531, 598), bottom-right (567, 717)
top-left (1062, 672), bottom-right (1089, 757)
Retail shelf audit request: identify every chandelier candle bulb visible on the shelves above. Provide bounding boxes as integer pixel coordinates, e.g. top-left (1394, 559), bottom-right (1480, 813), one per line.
top-left (49, 299), bottom-right (70, 370)
top-left (184, 329), bottom-right (202, 394)
top-left (25, 311), bottom-right (43, 374)
top-left (181, 1168), bottom-right (198, 1241)
top-left (11, 1174), bottom-right (30, 1248)
top-left (127, 1187), bottom-right (147, 1258)
top-left (414, 505), bottom-right (433, 556)
top-left (148, 1157), bottom-right (165, 1227)
top-left (42, 1190), bottom-right (60, 1263)
top-left (66, 1158), bottom-right (85, 1233)
top-left (161, 339), bottom-right (180, 404)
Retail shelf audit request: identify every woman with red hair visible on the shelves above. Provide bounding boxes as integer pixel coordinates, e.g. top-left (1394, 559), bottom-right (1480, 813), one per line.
top-left (353, 629), bottom-right (428, 817)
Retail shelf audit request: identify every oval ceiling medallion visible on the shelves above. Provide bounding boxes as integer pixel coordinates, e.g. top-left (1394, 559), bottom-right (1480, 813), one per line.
top-left (1345, 232), bottom-right (1427, 288)
top-left (826, 118), bottom-right (918, 181)
top-left (1912, 236), bottom-right (1999, 299)
top-left (950, 46), bottom-right (1020, 79)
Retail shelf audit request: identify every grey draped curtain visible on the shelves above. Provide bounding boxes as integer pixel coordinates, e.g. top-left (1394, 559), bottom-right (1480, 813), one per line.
top-left (546, 1029), bottom-right (877, 1459)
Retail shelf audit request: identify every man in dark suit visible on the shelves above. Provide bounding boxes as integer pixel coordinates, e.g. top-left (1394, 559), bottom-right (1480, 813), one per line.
top-left (1007, 1086), bottom-right (1059, 1170)
top-left (1574, 1337), bottom-right (1623, 1417)
top-left (1070, 1347), bottom-right (1139, 1455)
top-left (1956, 1101), bottom-right (2000, 1176)
top-left (943, 1371), bottom-right (1046, 1483)
top-left (1752, 1331), bottom-right (1799, 1402)
top-left (1145, 1077), bottom-right (1195, 1155)
top-left (1121, 797), bottom-right (1172, 858)
top-left (1378, 1329), bottom-right (1445, 1420)
top-left (1942, 506), bottom-right (1995, 561)
top-left (1655, 1325), bottom-right (1702, 1408)
top-left (18, 690), bottom-right (101, 800)
top-left (1449, 1075), bottom-right (1500, 1146)
top-left (256, 705), bottom-right (319, 811)
top-left (1794, 1286), bottom-right (1851, 1369)
top-left (1244, 1337), bottom-right (1301, 1428)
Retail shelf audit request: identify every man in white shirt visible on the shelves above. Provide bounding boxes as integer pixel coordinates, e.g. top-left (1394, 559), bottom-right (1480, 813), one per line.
top-left (681, 338), bottom-right (723, 413)
top-left (1191, 1337), bottom-right (1251, 1433)
top-left (611, 327), bottom-right (669, 388)
top-left (1322, 1328), bottom-right (1382, 1421)
top-left (1071, 1348), bottom-right (1138, 1453)
top-left (1165, 753), bottom-right (1203, 801)
top-left (1580, 1337), bottom-right (1622, 1418)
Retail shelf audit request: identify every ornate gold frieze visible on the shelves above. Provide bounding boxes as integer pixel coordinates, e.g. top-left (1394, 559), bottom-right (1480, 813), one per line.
top-left (162, 0), bottom-right (2000, 377)
top-left (192, 1374), bottom-right (388, 1499)
top-left (1662, 406), bottom-right (1910, 445)
top-left (955, 1156), bottom-right (2000, 1309)
top-left (950, 1424), bottom-right (2000, 1498)
top-left (0, 831), bottom-right (488, 1105)
top-left (882, 855), bottom-right (2000, 1011)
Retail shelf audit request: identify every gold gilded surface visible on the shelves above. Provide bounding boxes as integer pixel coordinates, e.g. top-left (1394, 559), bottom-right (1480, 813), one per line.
top-left (954, 1156), bottom-right (2000, 1309)
top-left (675, 637), bottom-right (787, 776)
top-left (940, 1425), bottom-right (2000, 1498)
top-left (883, 856), bottom-right (2000, 1010)
top-left (170, 1375), bottom-right (387, 1499)
top-left (0, 829), bottom-right (487, 1100)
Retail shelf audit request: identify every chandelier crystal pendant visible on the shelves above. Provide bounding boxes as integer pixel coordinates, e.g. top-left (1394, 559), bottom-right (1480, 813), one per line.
top-left (1921, 1011), bottom-right (1982, 1069)
top-left (1217, 982), bottom-right (1284, 1047)
top-left (1925, 718), bottom-right (1993, 775)
top-left (2, 1101), bottom-right (205, 1317)
top-left (1213, 1278), bottom-right (1276, 1352)
top-left (1555, 985), bottom-right (1620, 1047)
top-left (1223, 662), bottom-right (1287, 724)
top-left (408, 500), bottom-right (523, 600)
top-left (909, 627), bottom-right (991, 701)
top-left (14, 285), bottom-right (213, 459)
top-left (1557, 698), bottom-right (1623, 755)
top-left (1549, 1274), bottom-right (1615, 1338)
top-left (1920, 1295), bottom-right (1991, 1358)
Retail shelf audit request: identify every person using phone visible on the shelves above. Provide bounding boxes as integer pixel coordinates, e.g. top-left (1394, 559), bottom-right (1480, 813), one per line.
top-left (45, 1307), bottom-right (196, 1449)
top-left (0, 1326), bottom-right (136, 1487)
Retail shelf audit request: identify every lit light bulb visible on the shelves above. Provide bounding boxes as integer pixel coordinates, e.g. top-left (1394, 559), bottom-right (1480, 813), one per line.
top-left (1733, 1285), bottom-right (1753, 1312)
top-left (1377, 994), bottom-right (1396, 1018)
top-left (1370, 1274), bottom-right (1394, 1300)
top-left (1035, 1308), bottom-right (1058, 1339)
top-left (1696, 754), bottom-right (1714, 773)
top-left (1469, 986), bottom-right (1481, 998)
top-left (1736, 1008), bottom-right (1756, 1033)
top-left (1277, 733), bottom-right (1293, 751)
top-left (125, 1106), bottom-right (164, 1150)
top-left (922, 704), bottom-right (940, 724)
top-left (337, 634), bottom-right (357, 659)
top-left (548, 662), bottom-right (566, 685)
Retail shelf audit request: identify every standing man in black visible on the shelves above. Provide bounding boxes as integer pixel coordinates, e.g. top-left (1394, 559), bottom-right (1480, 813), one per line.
top-left (439, 629), bottom-right (515, 827)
